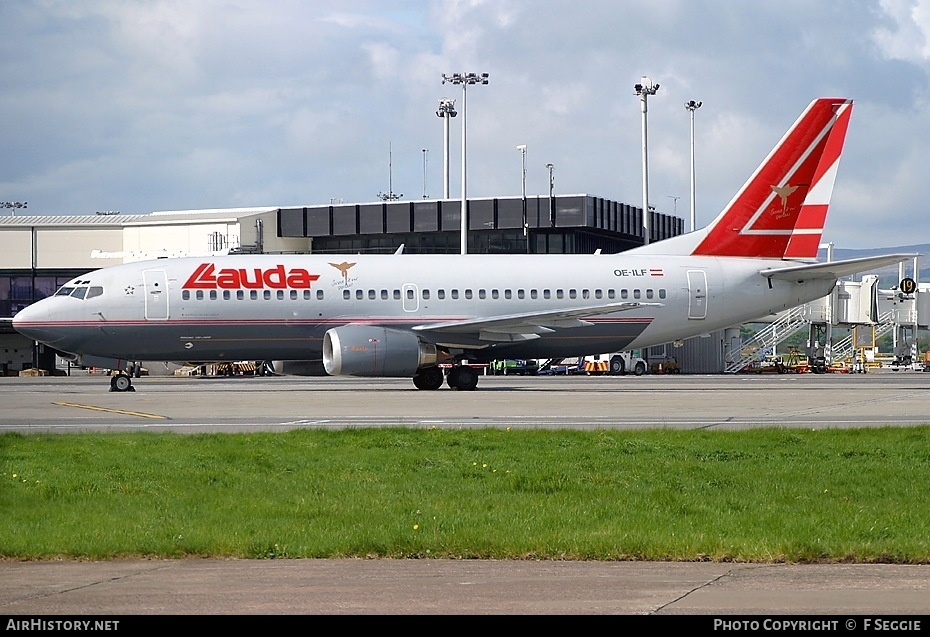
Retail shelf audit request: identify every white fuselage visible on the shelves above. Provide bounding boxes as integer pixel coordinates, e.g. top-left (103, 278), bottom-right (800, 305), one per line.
top-left (13, 253), bottom-right (835, 365)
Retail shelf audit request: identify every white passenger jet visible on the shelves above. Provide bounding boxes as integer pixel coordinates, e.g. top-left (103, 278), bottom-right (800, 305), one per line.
top-left (13, 97), bottom-right (912, 391)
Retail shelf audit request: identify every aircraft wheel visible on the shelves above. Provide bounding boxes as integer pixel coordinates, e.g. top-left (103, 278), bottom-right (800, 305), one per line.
top-left (413, 367), bottom-right (445, 390)
top-left (110, 374), bottom-right (134, 392)
top-left (447, 365), bottom-right (479, 391)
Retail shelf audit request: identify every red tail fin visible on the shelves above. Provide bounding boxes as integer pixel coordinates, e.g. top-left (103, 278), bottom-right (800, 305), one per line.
top-left (691, 98), bottom-right (852, 259)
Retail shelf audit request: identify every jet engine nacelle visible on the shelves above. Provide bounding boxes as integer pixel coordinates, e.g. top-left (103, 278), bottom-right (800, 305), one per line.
top-left (322, 325), bottom-right (438, 377)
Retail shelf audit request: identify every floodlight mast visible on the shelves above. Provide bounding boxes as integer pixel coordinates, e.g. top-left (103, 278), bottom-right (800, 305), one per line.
top-left (517, 144), bottom-right (528, 253)
top-left (2, 201), bottom-right (27, 217)
top-left (546, 163), bottom-right (555, 227)
top-left (435, 98), bottom-right (457, 199)
top-left (685, 99), bottom-right (702, 232)
top-left (442, 72), bottom-right (489, 255)
top-left (634, 76), bottom-right (659, 245)
top-left (422, 148), bottom-right (428, 199)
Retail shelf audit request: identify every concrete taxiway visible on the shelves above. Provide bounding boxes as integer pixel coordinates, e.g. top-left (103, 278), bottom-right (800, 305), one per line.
top-left (2, 559), bottom-right (929, 616)
top-left (2, 370), bottom-right (929, 615)
top-left (1, 369), bottom-right (929, 433)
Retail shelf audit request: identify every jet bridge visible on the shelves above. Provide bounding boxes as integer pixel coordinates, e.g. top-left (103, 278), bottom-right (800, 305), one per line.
top-left (725, 276), bottom-right (881, 373)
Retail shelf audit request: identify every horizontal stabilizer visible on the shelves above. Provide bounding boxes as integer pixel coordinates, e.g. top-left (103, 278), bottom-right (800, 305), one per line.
top-left (760, 254), bottom-right (917, 282)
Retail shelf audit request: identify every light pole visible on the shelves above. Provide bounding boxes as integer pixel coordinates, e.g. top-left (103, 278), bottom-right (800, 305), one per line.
top-left (2, 201), bottom-right (27, 216)
top-left (517, 145), bottom-right (528, 253)
top-left (546, 163), bottom-right (555, 228)
top-left (435, 98), bottom-right (457, 199)
top-left (422, 148), bottom-right (428, 199)
top-left (634, 76), bottom-right (659, 245)
top-left (442, 72), bottom-right (489, 255)
top-left (685, 99), bottom-right (702, 232)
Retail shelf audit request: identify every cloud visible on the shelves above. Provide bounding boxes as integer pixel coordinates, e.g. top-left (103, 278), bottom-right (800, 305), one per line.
top-left (3, 0), bottom-right (930, 249)
top-left (873, 0), bottom-right (930, 62)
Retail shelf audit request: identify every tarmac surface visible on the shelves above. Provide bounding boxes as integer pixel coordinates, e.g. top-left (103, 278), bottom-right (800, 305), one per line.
top-left (2, 559), bottom-right (929, 616)
top-left (2, 370), bottom-right (930, 616)
top-left (2, 367), bottom-right (930, 433)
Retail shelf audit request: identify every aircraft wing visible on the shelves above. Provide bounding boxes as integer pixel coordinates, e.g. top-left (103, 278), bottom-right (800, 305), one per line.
top-left (760, 254), bottom-right (918, 282)
top-left (412, 301), bottom-right (661, 343)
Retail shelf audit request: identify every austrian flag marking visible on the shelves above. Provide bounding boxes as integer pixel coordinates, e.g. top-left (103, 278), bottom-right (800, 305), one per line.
top-left (649, 269), bottom-right (664, 276)
top-left (183, 263), bottom-right (321, 290)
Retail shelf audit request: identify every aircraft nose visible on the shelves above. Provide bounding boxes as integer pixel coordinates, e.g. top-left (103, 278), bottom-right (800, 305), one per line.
top-left (12, 300), bottom-right (50, 341)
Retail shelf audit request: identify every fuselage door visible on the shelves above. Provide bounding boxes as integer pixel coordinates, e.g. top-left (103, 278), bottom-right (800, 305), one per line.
top-left (687, 269), bottom-right (707, 320)
top-left (402, 284), bottom-right (419, 313)
top-left (143, 269), bottom-right (169, 320)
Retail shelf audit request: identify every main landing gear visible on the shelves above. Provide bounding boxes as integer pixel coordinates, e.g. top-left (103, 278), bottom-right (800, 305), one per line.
top-left (109, 373), bottom-right (135, 392)
top-left (412, 365), bottom-right (480, 391)
top-left (109, 362), bottom-right (141, 392)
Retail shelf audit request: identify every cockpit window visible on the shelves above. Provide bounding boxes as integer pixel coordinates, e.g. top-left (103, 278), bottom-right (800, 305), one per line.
top-left (53, 284), bottom-right (104, 300)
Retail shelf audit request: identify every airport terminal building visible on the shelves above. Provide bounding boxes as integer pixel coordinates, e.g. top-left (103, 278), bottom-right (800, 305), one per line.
top-left (1, 194), bottom-right (692, 374)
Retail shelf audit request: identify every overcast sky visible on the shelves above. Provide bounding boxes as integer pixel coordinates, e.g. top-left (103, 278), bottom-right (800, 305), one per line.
top-left (2, 0), bottom-right (929, 250)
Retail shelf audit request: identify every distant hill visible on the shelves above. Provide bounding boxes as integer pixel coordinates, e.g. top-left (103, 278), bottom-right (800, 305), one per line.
top-left (823, 244), bottom-right (929, 261)
top-left (819, 244), bottom-right (929, 286)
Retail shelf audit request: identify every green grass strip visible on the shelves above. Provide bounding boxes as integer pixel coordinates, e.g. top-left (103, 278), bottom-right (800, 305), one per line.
top-left (2, 427), bottom-right (929, 562)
